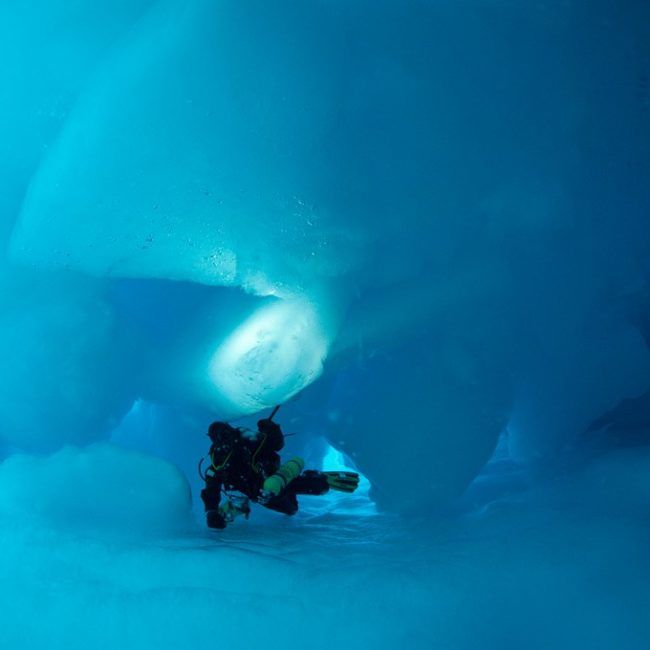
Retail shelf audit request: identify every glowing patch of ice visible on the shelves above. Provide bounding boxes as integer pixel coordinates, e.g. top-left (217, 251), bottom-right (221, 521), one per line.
top-left (208, 299), bottom-right (329, 413)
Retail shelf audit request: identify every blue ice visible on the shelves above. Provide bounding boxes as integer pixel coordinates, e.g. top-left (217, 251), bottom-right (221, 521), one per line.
top-left (0, 0), bottom-right (649, 648)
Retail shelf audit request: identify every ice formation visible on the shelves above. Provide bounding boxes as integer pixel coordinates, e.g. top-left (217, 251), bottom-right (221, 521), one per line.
top-left (0, 0), bottom-right (649, 647)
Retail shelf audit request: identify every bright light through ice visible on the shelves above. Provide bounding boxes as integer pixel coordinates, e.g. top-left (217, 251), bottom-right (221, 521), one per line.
top-left (208, 299), bottom-right (330, 413)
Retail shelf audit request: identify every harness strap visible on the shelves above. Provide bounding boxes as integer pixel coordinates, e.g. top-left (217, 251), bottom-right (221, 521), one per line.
top-left (210, 448), bottom-right (233, 472)
top-left (251, 432), bottom-right (268, 474)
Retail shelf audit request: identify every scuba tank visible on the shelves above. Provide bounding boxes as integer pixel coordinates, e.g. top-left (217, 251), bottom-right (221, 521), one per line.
top-left (261, 457), bottom-right (305, 498)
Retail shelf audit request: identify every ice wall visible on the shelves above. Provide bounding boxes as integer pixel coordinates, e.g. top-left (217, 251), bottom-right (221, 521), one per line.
top-left (0, 443), bottom-right (191, 532)
top-left (2, 0), bottom-right (650, 511)
top-left (0, 270), bottom-right (139, 451)
top-left (0, 2), bottom-right (157, 448)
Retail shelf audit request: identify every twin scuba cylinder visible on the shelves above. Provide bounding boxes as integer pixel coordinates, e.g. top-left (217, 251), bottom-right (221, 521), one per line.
top-left (261, 457), bottom-right (305, 498)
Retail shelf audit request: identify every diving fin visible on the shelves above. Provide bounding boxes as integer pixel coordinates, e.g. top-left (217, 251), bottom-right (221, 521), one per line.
top-left (323, 471), bottom-right (360, 493)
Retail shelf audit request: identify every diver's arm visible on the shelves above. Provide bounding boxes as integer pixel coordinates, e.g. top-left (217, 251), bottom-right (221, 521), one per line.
top-left (257, 418), bottom-right (284, 451)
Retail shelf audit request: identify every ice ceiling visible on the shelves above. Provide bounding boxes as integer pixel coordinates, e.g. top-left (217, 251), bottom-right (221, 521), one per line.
top-left (1, 0), bottom-right (649, 512)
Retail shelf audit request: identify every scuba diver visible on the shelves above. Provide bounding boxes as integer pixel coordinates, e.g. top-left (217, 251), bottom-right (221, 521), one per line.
top-left (199, 406), bottom-right (360, 529)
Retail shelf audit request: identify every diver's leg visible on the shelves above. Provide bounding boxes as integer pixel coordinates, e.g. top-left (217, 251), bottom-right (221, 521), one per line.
top-left (289, 470), bottom-right (329, 496)
top-left (263, 491), bottom-right (299, 516)
top-left (291, 470), bottom-right (360, 495)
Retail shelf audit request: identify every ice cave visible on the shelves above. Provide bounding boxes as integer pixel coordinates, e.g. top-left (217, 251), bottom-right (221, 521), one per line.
top-left (1, 1), bottom-right (649, 648)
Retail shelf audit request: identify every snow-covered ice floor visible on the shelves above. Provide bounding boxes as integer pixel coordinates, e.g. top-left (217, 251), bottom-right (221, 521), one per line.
top-left (2, 465), bottom-right (648, 650)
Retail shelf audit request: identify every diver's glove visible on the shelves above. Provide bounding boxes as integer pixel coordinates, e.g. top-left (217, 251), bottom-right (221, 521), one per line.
top-left (257, 489), bottom-right (274, 505)
top-left (323, 471), bottom-right (360, 493)
top-left (257, 418), bottom-right (284, 451)
top-left (206, 509), bottom-right (227, 529)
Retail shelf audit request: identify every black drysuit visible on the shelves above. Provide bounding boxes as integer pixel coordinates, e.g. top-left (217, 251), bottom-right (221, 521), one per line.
top-left (200, 419), bottom-right (328, 528)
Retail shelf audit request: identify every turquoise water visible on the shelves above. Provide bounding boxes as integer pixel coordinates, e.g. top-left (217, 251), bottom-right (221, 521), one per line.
top-left (0, 1), bottom-right (649, 647)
